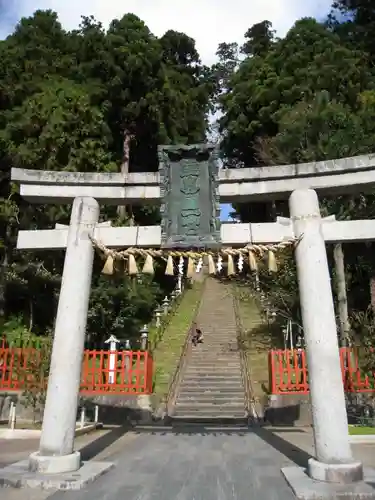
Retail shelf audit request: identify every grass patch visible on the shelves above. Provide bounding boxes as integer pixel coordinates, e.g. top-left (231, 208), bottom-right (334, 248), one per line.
top-left (233, 285), bottom-right (272, 402)
top-left (349, 426), bottom-right (375, 435)
top-left (151, 281), bottom-right (204, 406)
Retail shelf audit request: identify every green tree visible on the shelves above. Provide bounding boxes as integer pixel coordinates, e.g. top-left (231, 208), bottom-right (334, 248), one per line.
top-left (329, 0), bottom-right (375, 60)
top-left (1, 78), bottom-right (114, 173)
top-left (256, 91), bottom-right (375, 165)
top-left (241, 20), bottom-right (276, 57)
top-left (220, 18), bottom-right (372, 167)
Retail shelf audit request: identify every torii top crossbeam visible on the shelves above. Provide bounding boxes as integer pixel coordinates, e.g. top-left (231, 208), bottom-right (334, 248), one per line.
top-left (11, 151), bottom-right (375, 204)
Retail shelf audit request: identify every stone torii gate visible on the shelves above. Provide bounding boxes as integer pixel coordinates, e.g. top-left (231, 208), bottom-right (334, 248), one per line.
top-left (6, 145), bottom-right (375, 493)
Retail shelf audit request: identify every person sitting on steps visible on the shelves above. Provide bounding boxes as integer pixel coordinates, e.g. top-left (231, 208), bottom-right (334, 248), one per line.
top-left (192, 327), bottom-right (203, 347)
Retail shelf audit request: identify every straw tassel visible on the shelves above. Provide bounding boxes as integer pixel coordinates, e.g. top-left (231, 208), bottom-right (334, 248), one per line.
top-left (186, 257), bottom-right (195, 278)
top-left (248, 250), bottom-right (258, 272)
top-left (142, 254), bottom-right (154, 275)
top-left (102, 254), bottom-right (114, 275)
top-left (268, 250), bottom-right (278, 272)
top-left (128, 254), bottom-right (138, 275)
top-left (165, 255), bottom-right (174, 275)
top-left (207, 254), bottom-right (216, 275)
top-left (227, 254), bottom-right (235, 276)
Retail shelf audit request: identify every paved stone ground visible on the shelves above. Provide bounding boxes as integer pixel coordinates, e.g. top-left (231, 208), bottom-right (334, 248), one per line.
top-left (1, 425), bottom-right (297, 500)
top-left (53, 425), bottom-right (297, 500)
top-left (2, 425), bottom-right (375, 500)
top-left (269, 426), bottom-right (375, 469)
top-left (0, 439), bottom-right (40, 468)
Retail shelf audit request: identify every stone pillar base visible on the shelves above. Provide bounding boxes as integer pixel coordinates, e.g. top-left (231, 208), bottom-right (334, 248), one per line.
top-left (308, 457), bottom-right (363, 483)
top-left (29, 451), bottom-right (81, 474)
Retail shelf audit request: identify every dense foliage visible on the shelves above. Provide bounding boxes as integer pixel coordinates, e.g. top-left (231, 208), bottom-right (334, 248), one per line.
top-left (215, 2), bottom-right (375, 344)
top-left (0, 10), bottom-right (213, 346)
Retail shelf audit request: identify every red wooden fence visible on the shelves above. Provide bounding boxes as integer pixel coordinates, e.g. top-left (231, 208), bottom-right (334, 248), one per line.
top-left (269, 348), bottom-right (375, 394)
top-left (0, 347), bottom-right (153, 395)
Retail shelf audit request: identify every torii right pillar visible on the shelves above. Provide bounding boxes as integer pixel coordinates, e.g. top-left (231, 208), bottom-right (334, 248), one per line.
top-left (289, 189), bottom-right (362, 483)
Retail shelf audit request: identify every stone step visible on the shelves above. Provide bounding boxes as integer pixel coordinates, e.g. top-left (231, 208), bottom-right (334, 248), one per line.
top-left (189, 353), bottom-right (240, 357)
top-left (179, 385), bottom-right (244, 393)
top-left (173, 408), bottom-right (246, 418)
top-left (189, 356), bottom-right (240, 364)
top-left (177, 394), bottom-right (245, 403)
top-left (189, 357), bottom-right (239, 361)
top-left (175, 408), bottom-right (246, 417)
top-left (194, 327), bottom-right (237, 331)
top-left (184, 373), bottom-right (242, 379)
top-left (190, 343), bottom-right (239, 347)
top-left (187, 358), bottom-right (241, 362)
top-left (181, 382), bottom-right (242, 389)
top-left (183, 373), bottom-right (242, 380)
top-left (188, 357), bottom-right (241, 362)
top-left (197, 327), bottom-right (237, 330)
top-left (191, 340), bottom-right (238, 343)
top-left (185, 366), bottom-right (241, 370)
top-left (189, 354), bottom-right (240, 359)
top-left (193, 338), bottom-right (237, 346)
top-left (176, 401), bottom-right (245, 410)
top-left (193, 323), bottom-right (236, 326)
top-left (186, 361), bottom-right (241, 366)
top-left (180, 376), bottom-right (243, 383)
top-left (180, 384), bottom-right (243, 390)
top-left (194, 339), bottom-right (237, 342)
top-left (175, 398), bottom-right (245, 413)
top-left (191, 332), bottom-right (236, 337)
top-left (190, 344), bottom-right (238, 348)
top-left (196, 333), bottom-right (237, 337)
top-left (171, 416), bottom-right (248, 425)
top-left (177, 386), bottom-right (245, 395)
top-left (186, 362), bottom-right (241, 372)
top-left (184, 370), bottom-right (241, 376)
top-left (197, 325), bottom-right (234, 329)
top-left (179, 384), bottom-right (244, 396)
top-left (184, 366), bottom-right (241, 373)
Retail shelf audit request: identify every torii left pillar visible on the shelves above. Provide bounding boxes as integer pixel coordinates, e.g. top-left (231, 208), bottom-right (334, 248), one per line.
top-left (29, 197), bottom-right (99, 474)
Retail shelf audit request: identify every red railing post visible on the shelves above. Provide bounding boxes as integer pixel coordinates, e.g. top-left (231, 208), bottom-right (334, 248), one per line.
top-left (76, 348), bottom-right (153, 396)
top-left (145, 352), bottom-right (153, 394)
top-left (268, 351), bottom-right (277, 394)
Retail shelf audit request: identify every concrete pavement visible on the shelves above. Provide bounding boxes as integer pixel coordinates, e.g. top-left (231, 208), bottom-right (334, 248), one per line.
top-left (1, 425), bottom-right (375, 500)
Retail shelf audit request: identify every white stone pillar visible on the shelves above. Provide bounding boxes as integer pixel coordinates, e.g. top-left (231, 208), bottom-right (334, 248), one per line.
top-left (289, 189), bottom-right (362, 483)
top-left (29, 197), bottom-right (99, 474)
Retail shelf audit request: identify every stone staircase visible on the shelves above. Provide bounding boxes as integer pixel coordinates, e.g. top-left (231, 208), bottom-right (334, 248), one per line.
top-left (172, 278), bottom-right (247, 422)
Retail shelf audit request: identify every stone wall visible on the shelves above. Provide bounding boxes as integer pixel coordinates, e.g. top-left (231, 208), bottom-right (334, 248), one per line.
top-left (264, 392), bottom-right (375, 427)
top-left (0, 391), bottom-right (153, 424)
top-left (79, 394), bottom-right (153, 425)
top-left (265, 394), bottom-right (312, 427)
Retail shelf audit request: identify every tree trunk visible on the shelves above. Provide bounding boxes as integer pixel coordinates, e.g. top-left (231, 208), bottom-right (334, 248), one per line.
top-left (370, 275), bottom-right (375, 314)
top-left (29, 298), bottom-right (34, 331)
top-left (0, 252), bottom-right (8, 319)
top-left (117, 130), bottom-right (134, 225)
top-left (0, 225), bottom-right (11, 319)
top-left (333, 243), bottom-right (350, 346)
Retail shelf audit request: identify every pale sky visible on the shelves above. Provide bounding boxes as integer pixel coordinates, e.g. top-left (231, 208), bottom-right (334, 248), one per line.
top-left (1, 0), bottom-right (332, 65)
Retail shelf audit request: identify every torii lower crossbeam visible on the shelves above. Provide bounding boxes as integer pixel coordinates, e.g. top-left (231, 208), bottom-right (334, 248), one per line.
top-left (16, 219), bottom-right (375, 250)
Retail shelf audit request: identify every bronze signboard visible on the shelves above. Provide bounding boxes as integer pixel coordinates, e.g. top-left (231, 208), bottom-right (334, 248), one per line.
top-left (158, 144), bottom-right (221, 249)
